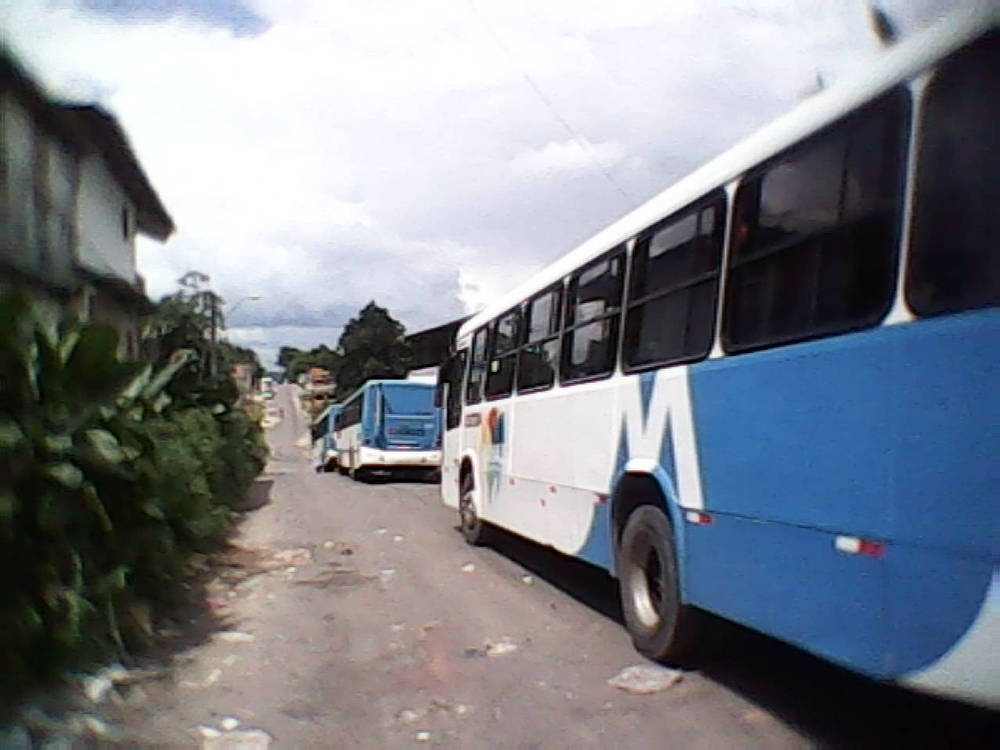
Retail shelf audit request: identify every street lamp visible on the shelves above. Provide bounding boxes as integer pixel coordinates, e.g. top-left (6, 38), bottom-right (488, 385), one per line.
top-left (227, 295), bottom-right (262, 320)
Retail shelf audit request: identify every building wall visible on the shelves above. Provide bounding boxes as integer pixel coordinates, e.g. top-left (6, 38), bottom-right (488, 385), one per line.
top-left (0, 93), bottom-right (76, 290)
top-left (232, 363), bottom-right (255, 400)
top-left (88, 287), bottom-right (140, 359)
top-left (3, 54), bottom-right (170, 359)
top-left (75, 152), bottom-right (137, 283)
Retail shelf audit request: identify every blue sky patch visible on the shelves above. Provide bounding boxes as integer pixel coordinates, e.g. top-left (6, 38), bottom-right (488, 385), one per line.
top-left (81, 0), bottom-right (269, 37)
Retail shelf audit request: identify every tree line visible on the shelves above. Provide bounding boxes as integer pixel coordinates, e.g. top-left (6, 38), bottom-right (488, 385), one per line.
top-left (277, 301), bottom-right (415, 400)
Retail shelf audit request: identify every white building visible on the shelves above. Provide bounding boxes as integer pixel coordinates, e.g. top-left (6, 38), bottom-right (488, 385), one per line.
top-left (1, 50), bottom-right (173, 356)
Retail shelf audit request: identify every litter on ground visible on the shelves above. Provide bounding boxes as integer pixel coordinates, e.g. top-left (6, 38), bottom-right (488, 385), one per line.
top-left (215, 631), bottom-right (256, 644)
top-left (607, 664), bottom-right (683, 694)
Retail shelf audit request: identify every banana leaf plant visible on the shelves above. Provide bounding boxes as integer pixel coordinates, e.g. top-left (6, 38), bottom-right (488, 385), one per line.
top-left (0, 291), bottom-right (210, 687)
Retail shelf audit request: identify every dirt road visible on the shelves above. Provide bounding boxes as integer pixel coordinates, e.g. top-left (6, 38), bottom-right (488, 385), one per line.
top-left (108, 385), bottom-right (996, 748)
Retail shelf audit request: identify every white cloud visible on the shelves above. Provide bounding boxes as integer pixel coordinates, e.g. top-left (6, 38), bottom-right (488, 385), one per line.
top-left (2, 0), bottom-right (965, 367)
top-left (509, 139), bottom-right (627, 179)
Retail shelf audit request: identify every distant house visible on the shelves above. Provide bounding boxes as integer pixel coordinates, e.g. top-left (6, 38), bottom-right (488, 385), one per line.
top-left (0, 49), bottom-right (174, 357)
top-left (231, 362), bottom-right (256, 401)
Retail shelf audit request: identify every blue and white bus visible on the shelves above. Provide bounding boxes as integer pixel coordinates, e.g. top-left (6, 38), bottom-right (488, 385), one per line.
top-left (335, 380), bottom-right (442, 481)
top-left (437, 8), bottom-right (998, 707)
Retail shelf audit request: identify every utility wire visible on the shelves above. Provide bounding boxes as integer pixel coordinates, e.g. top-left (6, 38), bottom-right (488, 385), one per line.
top-left (466, 0), bottom-right (636, 209)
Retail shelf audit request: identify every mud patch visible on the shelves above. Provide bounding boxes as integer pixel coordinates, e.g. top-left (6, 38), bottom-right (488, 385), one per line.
top-left (293, 562), bottom-right (374, 590)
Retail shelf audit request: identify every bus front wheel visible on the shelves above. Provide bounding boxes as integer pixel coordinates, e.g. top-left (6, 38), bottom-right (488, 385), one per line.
top-left (459, 474), bottom-right (490, 546)
top-left (617, 505), bottom-right (703, 664)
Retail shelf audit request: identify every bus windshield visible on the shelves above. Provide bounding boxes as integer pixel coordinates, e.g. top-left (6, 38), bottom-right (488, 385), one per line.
top-left (382, 385), bottom-right (435, 416)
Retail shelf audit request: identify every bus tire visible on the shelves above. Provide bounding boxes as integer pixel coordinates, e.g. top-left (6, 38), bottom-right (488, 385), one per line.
top-left (617, 505), bottom-right (702, 664)
top-left (459, 473), bottom-right (490, 546)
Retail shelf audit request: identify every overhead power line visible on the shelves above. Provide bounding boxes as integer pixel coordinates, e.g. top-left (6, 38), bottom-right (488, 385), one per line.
top-left (466, 0), bottom-right (636, 209)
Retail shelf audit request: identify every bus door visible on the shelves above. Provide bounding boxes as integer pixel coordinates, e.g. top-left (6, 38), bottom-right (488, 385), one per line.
top-left (438, 349), bottom-right (468, 507)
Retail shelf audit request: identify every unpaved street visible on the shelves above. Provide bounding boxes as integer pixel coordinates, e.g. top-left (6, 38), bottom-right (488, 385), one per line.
top-left (108, 385), bottom-right (996, 748)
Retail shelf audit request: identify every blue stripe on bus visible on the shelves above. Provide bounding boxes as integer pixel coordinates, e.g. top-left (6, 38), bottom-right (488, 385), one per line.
top-left (691, 309), bottom-right (999, 558)
top-left (886, 543), bottom-right (993, 674)
top-left (576, 393), bottom-right (686, 581)
top-left (685, 513), bottom-right (891, 673)
top-left (686, 308), bottom-right (998, 675)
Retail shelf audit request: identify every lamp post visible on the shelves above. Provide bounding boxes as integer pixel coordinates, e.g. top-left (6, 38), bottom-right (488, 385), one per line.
top-left (227, 295), bottom-right (262, 320)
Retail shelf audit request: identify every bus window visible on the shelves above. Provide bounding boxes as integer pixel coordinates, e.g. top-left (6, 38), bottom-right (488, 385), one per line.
top-left (517, 285), bottom-right (562, 392)
top-left (561, 249), bottom-right (625, 382)
top-left (723, 88), bottom-right (909, 352)
top-left (340, 394), bottom-right (362, 428)
top-left (383, 384), bottom-right (436, 415)
top-left (485, 307), bottom-right (521, 399)
top-left (624, 192), bottom-right (725, 370)
top-left (465, 327), bottom-right (488, 405)
top-left (907, 32), bottom-right (999, 316)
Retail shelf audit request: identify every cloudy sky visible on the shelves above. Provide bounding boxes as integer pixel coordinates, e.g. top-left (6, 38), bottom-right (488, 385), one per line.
top-left (2, 0), bottom-right (956, 367)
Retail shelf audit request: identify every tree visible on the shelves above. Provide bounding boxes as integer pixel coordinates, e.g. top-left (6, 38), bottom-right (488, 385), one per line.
top-left (334, 301), bottom-right (413, 398)
top-left (277, 346), bottom-right (303, 376)
top-left (287, 344), bottom-right (340, 383)
top-left (142, 272), bottom-right (238, 408)
top-left (219, 341), bottom-right (265, 381)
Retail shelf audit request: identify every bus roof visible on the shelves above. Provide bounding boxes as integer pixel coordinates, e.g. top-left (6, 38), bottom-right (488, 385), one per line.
top-left (313, 402), bottom-right (342, 425)
top-left (340, 379), bottom-right (435, 403)
top-left (457, 3), bottom-right (997, 345)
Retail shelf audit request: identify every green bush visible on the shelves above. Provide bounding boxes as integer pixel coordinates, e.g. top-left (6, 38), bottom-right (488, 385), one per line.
top-left (0, 292), bottom-right (266, 695)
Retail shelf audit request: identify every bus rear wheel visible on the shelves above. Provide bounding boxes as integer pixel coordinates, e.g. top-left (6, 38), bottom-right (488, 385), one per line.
top-left (459, 474), bottom-right (490, 546)
top-left (617, 505), bottom-right (703, 664)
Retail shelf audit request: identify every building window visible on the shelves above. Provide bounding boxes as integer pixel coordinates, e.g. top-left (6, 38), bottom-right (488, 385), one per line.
top-left (722, 87), bottom-right (909, 353)
top-left (624, 192), bottom-right (726, 371)
top-left (121, 205), bottom-right (132, 240)
top-left (561, 248), bottom-right (625, 382)
top-left (906, 32), bottom-right (999, 317)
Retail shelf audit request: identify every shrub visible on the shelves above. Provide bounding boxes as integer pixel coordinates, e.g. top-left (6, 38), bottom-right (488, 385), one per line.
top-left (0, 292), bottom-right (265, 695)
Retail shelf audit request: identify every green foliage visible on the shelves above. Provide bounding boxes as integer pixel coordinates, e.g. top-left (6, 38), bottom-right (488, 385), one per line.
top-left (277, 346), bottom-right (302, 371)
top-left (334, 301), bottom-right (413, 398)
top-left (285, 344), bottom-right (341, 383)
top-left (0, 290), bottom-right (267, 696)
top-left (145, 271), bottom-right (264, 409)
top-left (220, 341), bottom-right (265, 381)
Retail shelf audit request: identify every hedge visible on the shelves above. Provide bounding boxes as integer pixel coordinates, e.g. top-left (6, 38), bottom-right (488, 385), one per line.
top-left (0, 292), bottom-right (267, 696)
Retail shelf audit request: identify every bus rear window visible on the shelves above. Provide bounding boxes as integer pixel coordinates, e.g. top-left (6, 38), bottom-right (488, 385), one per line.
top-left (906, 32), bottom-right (999, 317)
top-left (383, 386), bottom-right (434, 415)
